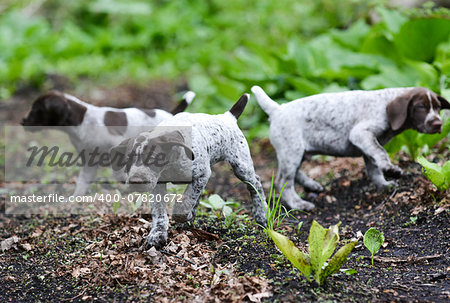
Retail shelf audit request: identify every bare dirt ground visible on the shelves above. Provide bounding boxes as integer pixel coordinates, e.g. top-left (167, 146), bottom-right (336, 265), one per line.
top-left (1, 82), bottom-right (449, 302)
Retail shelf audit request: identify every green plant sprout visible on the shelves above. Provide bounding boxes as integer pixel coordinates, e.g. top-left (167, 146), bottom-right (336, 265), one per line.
top-left (200, 194), bottom-right (240, 227)
top-left (246, 171), bottom-right (293, 231)
top-left (417, 156), bottom-right (450, 191)
top-left (363, 228), bottom-right (385, 266)
top-left (269, 221), bottom-right (357, 286)
top-left (248, 173), bottom-right (356, 286)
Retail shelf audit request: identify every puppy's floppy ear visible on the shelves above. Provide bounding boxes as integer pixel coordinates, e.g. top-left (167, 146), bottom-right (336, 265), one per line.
top-left (438, 95), bottom-right (450, 109)
top-left (151, 130), bottom-right (195, 160)
top-left (42, 91), bottom-right (71, 125)
top-left (109, 138), bottom-right (131, 171)
top-left (386, 92), bottom-right (415, 131)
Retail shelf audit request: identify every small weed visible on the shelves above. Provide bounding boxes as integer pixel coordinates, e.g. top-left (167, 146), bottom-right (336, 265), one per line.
top-left (404, 216), bottom-right (418, 227)
top-left (363, 228), bottom-right (384, 266)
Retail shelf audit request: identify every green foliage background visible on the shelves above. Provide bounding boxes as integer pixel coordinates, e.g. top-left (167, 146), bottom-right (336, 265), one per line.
top-left (1, 0), bottom-right (449, 153)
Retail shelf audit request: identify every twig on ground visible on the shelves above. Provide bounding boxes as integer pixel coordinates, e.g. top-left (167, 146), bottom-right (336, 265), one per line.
top-left (376, 187), bottom-right (399, 210)
top-left (373, 254), bottom-right (442, 264)
top-left (61, 288), bottom-right (86, 301)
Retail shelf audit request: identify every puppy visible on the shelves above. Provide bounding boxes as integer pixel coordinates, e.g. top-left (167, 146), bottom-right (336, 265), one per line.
top-left (21, 90), bottom-right (195, 195)
top-left (110, 94), bottom-right (268, 248)
top-left (252, 86), bottom-right (450, 210)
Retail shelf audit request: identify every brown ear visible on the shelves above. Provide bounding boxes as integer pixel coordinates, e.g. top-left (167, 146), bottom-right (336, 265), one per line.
top-left (151, 130), bottom-right (195, 160)
top-left (386, 93), bottom-right (414, 131)
top-left (438, 95), bottom-right (450, 110)
top-left (109, 138), bottom-right (131, 171)
top-left (40, 91), bottom-right (70, 125)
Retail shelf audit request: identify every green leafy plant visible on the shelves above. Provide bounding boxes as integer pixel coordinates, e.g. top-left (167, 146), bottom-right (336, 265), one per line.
top-left (268, 221), bottom-right (357, 286)
top-left (417, 156), bottom-right (450, 191)
top-left (363, 228), bottom-right (385, 266)
top-left (404, 216), bottom-right (418, 227)
top-left (200, 194), bottom-right (240, 227)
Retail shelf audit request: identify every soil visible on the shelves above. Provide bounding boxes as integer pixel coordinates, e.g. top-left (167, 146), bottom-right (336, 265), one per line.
top-left (1, 80), bottom-right (449, 302)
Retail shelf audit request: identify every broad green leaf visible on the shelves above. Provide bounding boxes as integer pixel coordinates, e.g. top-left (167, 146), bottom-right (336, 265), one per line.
top-left (321, 241), bottom-right (357, 284)
top-left (363, 228), bottom-right (385, 257)
top-left (308, 220), bottom-right (327, 281)
top-left (434, 38), bottom-right (450, 75)
top-left (286, 77), bottom-right (322, 96)
top-left (208, 194), bottom-right (227, 210)
top-left (321, 222), bottom-right (340, 268)
top-left (417, 156), bottom-right (446, 191)
top-left (222, 205), bottom-right (233, 218)
top-left (330, 19), bottom-right (371, 51)
top-left (376, 6), bottom-right (407, 35)
top-left (394, 18), bottom-right (450, 62)
top-left (268, 229), bottom-right (311, 279)
top-left (442, 161), bottom-right (450, 182)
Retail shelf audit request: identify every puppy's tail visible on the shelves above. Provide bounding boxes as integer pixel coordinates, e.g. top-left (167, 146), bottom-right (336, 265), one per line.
top-left (229, 94), bottom-right (249, 119)
top-left (170, 91), bottom-right (196, 115)
top-left (251, 86), bottom-right (280, 116)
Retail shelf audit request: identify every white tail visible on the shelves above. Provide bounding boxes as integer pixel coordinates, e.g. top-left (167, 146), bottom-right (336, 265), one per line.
top-left (251, 86), bottom-right (280, 116)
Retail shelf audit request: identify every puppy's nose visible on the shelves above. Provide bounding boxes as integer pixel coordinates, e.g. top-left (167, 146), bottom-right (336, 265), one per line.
top-left (432, 120), bottom-right (442, 128)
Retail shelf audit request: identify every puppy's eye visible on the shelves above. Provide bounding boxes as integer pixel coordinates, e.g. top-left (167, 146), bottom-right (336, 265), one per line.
top-left (416, 105), bottom-right (427, 110)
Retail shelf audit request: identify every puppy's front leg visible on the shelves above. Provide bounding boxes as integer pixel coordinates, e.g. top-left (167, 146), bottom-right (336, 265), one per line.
top-left (349, 127), bottom-right (403, 184)
top-left (73, 165), bottom-right (98, 196)
top-left (172, 168), bottom-right (211, 223)
top-left (145, 184), bottom-right (169, 249)
top-left (363, 156), bottom-right (397, 189)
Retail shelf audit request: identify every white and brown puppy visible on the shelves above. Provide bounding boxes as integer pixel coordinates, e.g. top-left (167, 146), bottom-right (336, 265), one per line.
top-left (252, 86), bottom-right (450, 211)
top-left (110, 94), bottom-right (268, 249)
top-left (21, 90), bottom-right (195, 195)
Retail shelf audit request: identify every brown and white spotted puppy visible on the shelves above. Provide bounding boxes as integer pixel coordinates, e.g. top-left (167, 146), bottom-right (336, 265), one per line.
top-left (21, 90), bottom-right (195, 195)
top-left (252, 86), bottom-right (450, 211)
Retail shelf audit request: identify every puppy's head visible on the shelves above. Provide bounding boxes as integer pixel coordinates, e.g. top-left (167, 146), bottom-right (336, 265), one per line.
top-left (110, 130), bottom-right (194, 192)
top-left (386, 87), bottom-right (449, 133)
top-left (21, 91), bottom-right (87, 128)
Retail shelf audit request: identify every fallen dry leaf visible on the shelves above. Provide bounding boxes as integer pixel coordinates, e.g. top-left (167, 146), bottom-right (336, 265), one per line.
top-left (1, 236), bottom-right (20, 252)
top-left (20, 243), bottom-right (32, 251)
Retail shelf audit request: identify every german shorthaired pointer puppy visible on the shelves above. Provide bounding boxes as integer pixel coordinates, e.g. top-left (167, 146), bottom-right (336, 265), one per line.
top-left (21, 90), bottom-right (195, 196)
top-left (110, 94), bottom-right (268, 249)
top-left (252, 86), bottom-right (450, 211)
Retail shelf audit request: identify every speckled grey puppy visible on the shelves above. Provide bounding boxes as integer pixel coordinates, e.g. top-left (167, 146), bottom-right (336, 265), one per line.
top-left (252, 86), bottom-right (450, 211)
top-left (111, 94), bottom-right (268, 249)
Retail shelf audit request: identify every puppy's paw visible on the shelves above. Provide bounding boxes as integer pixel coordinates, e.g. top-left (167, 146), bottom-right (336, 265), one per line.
top-left (145, 230), bottom-right (167, 250)
top-left (304, 181), bottom-right (324, 193)
top-left (172, 211), bottom-right (194, 223)
top-left (286, 198), bottom-right (315, 211)
top-left (175, 221), bottom-right (193, 230)
top-left (376, 180), bottom-right (398, 190)
top-left (383, 165), bottom-right (403, 179)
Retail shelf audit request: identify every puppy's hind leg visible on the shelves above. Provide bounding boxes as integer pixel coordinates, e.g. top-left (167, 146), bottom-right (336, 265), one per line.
top-left (229, 155), bottom-right (268, 226)
top-left (73, 165), bottom-right (98, 196)
top-left (276, 148), bottom-right (315, 211)
top-left (145, 184), bottom-right (169, 249)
